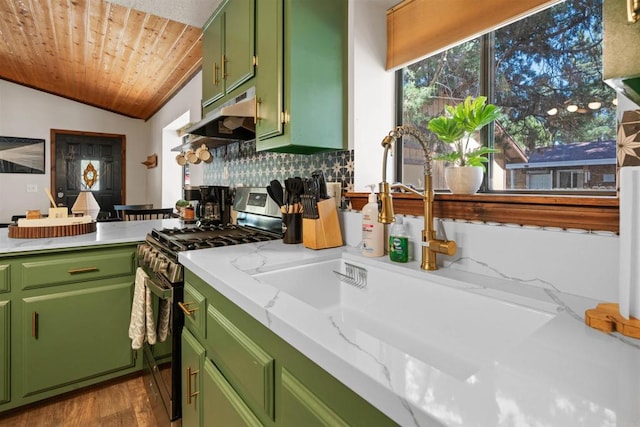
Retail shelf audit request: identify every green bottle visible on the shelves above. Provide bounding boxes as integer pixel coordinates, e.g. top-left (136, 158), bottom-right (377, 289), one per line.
top-left (389, 217), bottom-right (409, 263)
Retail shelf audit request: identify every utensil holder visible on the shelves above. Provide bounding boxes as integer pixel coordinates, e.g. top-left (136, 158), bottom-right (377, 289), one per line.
top-left (302, 198), bottom-right (343, 249)
top-left (282, 213), bottom-right (302, 244)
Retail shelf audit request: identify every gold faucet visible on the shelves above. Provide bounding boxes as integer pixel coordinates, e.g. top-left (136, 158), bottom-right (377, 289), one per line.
top-left (378, 126), bottom-right (456, 271)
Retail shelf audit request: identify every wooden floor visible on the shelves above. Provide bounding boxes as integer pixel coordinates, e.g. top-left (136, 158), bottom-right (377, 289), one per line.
top-left (0, 374), bottom-right (158, 427)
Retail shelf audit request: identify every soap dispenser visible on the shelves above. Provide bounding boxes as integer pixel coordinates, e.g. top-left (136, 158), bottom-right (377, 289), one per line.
top-left (389, 216), bottom-right (409, 263)
top-left (361, 185), bottom-right (384, 257)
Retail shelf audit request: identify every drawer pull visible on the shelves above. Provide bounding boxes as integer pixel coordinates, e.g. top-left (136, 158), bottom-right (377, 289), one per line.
top-left (67, 266), bottom-right (99, 274)
top-left (186, 367), bottom-right (199, 405)
top-left (178, 301), bottom-right (198, 316)
top-left (32, 311), bottom-right (39, 339)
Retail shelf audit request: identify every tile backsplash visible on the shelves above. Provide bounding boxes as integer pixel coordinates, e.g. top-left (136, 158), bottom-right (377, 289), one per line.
top-left (201, 140), bottom-right (354, 192)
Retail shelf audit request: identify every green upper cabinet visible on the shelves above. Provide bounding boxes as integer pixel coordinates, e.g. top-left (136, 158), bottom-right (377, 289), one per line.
top-left (202, 0), bottom-right (256, 108)
top-left (255, 0), bottom-right (283, 141)
top-left (255, 0), bottom-right (346, 154)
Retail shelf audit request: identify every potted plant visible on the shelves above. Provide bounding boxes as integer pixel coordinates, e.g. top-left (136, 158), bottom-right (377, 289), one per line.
top-left (428, 96), bottom-right (501, 194)
top-left (175, 199), bottom-right (190, 217)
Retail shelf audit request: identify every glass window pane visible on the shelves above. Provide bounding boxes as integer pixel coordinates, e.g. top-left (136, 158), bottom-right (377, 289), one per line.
top-left (401, 40), bottom-right (481, 190)
top-left (80, 159), bottom-right (100, 191)
top-left (493, 0), bottom-right (616, 191)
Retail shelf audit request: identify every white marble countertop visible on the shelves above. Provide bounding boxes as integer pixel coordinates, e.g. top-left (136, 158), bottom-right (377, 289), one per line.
top-left (180, 240), bottom-right (640, 427)
top-left (0, 219), bottom-right (182, 254)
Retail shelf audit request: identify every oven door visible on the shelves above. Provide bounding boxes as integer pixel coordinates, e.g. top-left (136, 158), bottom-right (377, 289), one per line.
top-left (141, 272), bottom-right (183, 427)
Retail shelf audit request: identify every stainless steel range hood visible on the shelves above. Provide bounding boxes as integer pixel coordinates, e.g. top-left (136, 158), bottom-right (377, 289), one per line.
top-left (604, 0), bottom-right (640, 106)
top-left (187, 87), bottom-right (256, 140)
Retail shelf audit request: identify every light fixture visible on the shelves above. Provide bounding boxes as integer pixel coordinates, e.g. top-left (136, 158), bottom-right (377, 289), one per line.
top-left (566, 104), bottom-right (579, 113)
top-left (588, 101), bottom-right (602, 110)
top-left (71, 191), bottom-right (101, 220)
top-left (613, 98), bottom-right (619, 106)
top-left (547, 107), bottom-right (558, 116)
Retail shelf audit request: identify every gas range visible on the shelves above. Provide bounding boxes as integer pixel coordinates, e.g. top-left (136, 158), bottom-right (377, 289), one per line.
top-left (137, 187), bottom-right (283, 284)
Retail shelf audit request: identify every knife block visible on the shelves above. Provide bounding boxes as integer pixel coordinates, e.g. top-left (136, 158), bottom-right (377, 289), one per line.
top-left (302, 198), bottom-right (343, 249)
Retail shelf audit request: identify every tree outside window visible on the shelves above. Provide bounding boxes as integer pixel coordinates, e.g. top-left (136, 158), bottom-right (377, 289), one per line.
top-left (401, 0), bottom-right (617, 193)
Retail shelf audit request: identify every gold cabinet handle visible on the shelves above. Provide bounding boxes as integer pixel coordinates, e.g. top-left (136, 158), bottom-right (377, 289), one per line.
top-left (186, 367), bottom-right (199, 405)
top-left (213, 62), bottom-right (219, 86)
top-left (67, 266), bottom-right (99, 274)
top-left (178, 301), bottom-right (198, 316)
top-left (32, 311), bottom-right (39, 338)
top-left (222, 55), bottom-right (227, 79)
top-left (254, 97), bottom-right (260, 125)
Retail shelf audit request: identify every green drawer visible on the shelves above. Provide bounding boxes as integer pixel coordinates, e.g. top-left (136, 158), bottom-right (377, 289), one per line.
top-left (19, 248), bottom-right (134, 290)
top-left (206, 304), bottom-right (275, 420)
top-left (0, 264), bottom-right (9, 293)
top-left (182, 282), bottom-right (206, 338)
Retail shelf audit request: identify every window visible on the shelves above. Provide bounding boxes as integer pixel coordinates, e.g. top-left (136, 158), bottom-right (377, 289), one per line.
top-left (399, 0), bottom-right (617, 194)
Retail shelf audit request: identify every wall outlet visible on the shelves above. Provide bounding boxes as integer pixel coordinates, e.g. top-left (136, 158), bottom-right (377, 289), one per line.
top-left (26, 184), bottom-right (38, 193)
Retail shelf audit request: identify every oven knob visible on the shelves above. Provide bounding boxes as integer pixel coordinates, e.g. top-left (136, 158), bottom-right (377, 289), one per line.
top-left (157, 259), bottom-right (168, 275)
top-left (144, 249), bottom-right (157, 265)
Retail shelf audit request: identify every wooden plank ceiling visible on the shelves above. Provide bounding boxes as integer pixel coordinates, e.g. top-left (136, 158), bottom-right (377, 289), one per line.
top-left (0, 0), bottom-right (203, 120)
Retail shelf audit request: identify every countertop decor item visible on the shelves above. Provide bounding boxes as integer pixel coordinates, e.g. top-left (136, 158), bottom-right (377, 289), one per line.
top-left (71, 191), bottom-right (101, 220)
top-left (428, 96), bottom-right (501, 194)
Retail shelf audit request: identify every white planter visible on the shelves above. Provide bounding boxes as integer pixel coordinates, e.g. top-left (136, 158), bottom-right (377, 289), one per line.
top-left (444, 166), bottom-right (484, 194)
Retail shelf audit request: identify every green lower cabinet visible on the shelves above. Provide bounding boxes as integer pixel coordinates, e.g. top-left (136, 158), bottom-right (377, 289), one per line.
top-left (203, 358), bottom-right (263, 427)
top-left (21, 282), bottom-right (134, 396)
top-left (183, 269), bottom-right (397, 427)
top-left (0, 301), bottom-right (9, 404)
top-left (182, 329), bottom-right (205, 427)
top-left (280, 368), bottom-right (347, 427)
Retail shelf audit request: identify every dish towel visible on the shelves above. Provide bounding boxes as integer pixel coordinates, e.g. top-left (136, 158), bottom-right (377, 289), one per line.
top-left (157, 297), bottom-right (171, 343)
top-left (128, 267), bottom-right (158, 349)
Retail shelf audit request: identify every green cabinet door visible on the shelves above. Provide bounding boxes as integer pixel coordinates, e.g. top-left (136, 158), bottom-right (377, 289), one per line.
top-left (202, 358), bottom-right (263, 427)
top-left (202, 0), bottom-right (255, 110)
top-left (224, 0), bottom-right (255, 93)
top-left (202, 10), bottom-right (225, 105)
top-left (255, 0), bottom-right (283, 140)
top-left (255, 0), bottom-right (346, 154)
top-left (182, 329), bottom-right (205, 427)
top-left (0, 301), bottom-right (9, 404)
top-left (21, 282), bottom-right (134, 396)
top-left (280, 368), bottom-right (348, 427)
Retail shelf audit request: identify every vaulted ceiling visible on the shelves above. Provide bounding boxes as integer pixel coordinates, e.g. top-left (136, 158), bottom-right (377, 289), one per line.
top-left (0, 0), bottom-right (222, 120)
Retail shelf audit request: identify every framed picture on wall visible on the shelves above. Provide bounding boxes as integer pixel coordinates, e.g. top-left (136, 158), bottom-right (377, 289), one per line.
top-left (0, 136), bottom-right (45, 174)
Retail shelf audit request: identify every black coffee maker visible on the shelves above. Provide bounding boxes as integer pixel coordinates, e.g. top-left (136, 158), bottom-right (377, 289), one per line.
top-left (197, 186), bottom-right (231, 224)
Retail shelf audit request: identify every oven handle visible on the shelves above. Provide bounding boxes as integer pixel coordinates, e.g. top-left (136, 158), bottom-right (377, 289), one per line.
top-left (144, 276), bottom-right (173, 300)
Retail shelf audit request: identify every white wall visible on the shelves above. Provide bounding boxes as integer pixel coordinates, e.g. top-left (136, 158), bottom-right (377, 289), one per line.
top-left (146, 71), bottom-right (203, 208)
top-left (350, 0), bottom-right (397, 191)
top-left (0, 80), bottom-right (149, 223)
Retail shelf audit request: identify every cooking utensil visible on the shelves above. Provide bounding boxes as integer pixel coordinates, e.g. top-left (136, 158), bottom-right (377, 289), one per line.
top-left (269, 180), bottom-right (285, 209)
top-left (311, 170), bottom-right (329, 199)
top-left (266, 184), bottom-right (285, 213)
top-left (301, 194), bottom-right (319, 219)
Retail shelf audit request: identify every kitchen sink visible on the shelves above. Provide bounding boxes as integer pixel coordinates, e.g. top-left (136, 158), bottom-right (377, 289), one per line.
top-left (252, 256), bottom-right (556, 380)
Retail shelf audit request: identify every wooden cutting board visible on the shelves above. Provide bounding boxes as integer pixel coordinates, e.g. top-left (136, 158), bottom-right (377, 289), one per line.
top-left (8, 222), bottom-right (97, 238)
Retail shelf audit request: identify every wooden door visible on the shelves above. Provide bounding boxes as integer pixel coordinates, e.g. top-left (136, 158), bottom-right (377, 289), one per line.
top-left (51, 130), bottom-right (125, 217)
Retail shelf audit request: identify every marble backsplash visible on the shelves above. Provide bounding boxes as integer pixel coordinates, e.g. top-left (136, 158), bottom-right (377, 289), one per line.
top-left (201, 140), bottom-right (354, 193)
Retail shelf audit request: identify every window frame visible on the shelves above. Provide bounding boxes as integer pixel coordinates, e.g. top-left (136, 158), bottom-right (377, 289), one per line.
top-left (385, 14), bottom-right (619, 234)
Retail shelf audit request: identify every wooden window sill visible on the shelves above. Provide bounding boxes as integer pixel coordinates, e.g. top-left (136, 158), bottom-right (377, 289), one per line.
top-left (344, 192), bottom-right (619, 233)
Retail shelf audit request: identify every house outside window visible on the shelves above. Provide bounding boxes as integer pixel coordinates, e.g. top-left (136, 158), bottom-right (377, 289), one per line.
top-left (400, 0), bottom-right (617, 194)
